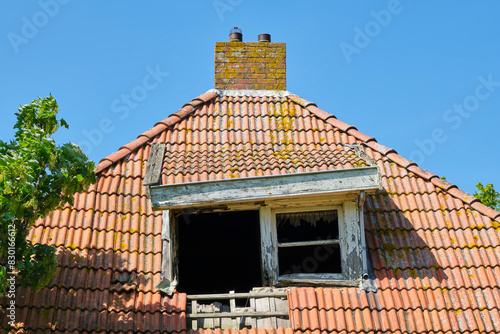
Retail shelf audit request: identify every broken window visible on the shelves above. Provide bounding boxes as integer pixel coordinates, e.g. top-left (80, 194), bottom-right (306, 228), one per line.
top-left (157, 200), bottom-right (364, 330)
top-left (268, 203), bottom-right (364, 283)
top-left (276, 210), bottom-right (342, 275)
top-left (174, 210), bottom-right (288, 330)
top-left (176, 210), bottom-right (262, 295)
top-left (159, 201), bottom-right (363, 298)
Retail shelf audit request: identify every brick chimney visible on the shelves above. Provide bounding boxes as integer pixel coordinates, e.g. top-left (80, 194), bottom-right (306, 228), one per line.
top-left (214, 28), bottom-right (286, 90)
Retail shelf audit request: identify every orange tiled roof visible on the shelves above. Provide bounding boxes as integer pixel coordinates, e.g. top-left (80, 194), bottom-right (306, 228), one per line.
top-left (2, 90), bottom-right (500, 333)
top-left (96, 93), bottom-right (369, 184)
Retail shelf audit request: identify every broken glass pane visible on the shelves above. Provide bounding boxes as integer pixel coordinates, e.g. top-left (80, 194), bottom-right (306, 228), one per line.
top-left (276, 210), bottom-right (339, 243)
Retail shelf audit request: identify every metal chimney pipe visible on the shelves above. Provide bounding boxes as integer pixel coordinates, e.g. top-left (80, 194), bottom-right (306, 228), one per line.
top-left (258, 33), bottom-right (271, 42)
top-left (229, 27), bottom-right (242, 42)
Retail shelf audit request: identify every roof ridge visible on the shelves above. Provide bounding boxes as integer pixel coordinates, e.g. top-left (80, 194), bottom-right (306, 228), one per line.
top-left (94, 91), bottom-right (218, 174)
top-left (209, 88), bottom-right (292, 97)
top-left (287, 94), bottom-right (500, 221)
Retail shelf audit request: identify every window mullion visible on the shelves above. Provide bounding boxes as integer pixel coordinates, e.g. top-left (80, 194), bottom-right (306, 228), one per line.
top-left (259, 205), bottom-right (278, 286)
top-left (277, 239), bottom-right (340, 248)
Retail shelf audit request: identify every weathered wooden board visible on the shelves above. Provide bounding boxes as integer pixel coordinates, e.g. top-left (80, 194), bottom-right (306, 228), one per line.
top-left (359, 206), bottom-right (369, 276)
top-left (168, 193), bottom-right (359, 215)
top-left (187, 291), bottom-right (287, 300)
top-left (186, 311), bottom-right (289, 319)
top-left (277, 275), bottom-right (359, 287)
top-left (150, 166), bottom-right (380, 210)
top-left (255, 296), bottom-right (273, 329)
top-left (191, 300), bottom-right (198, 330)
top-left (259, 206), bottom-right (278, 286)
top-left (343, 201), bottom-right (363, 280)
top-left (187, 288), bottom-right (289, 329)
top-left (253, 287), bottom-right (288, 329)
top-left (267, 193), bottom-right (358, 209)
top-left (155, 210), bottom-right (177, 295)
top-left (249, 298), bottom-right (257, 328)
top-left (278, 239), bottom-right (340, 248)
top-left (275, 295), bottom-right (290, 328)
top-left (143, 143), bottom-right (165, 186)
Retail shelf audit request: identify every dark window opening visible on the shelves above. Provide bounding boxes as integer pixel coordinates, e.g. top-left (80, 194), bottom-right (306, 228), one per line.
top-left (276, 210), bottom-right (339, 242)
top-left (177, 210), bottom-right (262, 295)
top-left (278, 244), bottom-right (341, 274)
top-left (276, 210), bottom-right (341, 275)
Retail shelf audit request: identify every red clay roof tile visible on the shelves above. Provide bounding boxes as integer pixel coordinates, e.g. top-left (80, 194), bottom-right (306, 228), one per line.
top-left (386, 152), bottom-right (417, 169)
top-left (346, 129), bottom-right (376, 143)
top-left (407, 165), bottom-right (438, 181)
top-left (364, 141), bottom-right (397, 156)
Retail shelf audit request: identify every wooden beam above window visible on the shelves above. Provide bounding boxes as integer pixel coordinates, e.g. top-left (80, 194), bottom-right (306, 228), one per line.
top-left (149, 166), bottom-right (380, 210)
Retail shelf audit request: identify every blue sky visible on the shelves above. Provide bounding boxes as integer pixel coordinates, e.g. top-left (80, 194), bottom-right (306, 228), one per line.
top-left (1, 1), bottom-right (499, 195)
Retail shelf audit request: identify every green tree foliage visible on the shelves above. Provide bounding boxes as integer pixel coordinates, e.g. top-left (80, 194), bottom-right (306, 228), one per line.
top-left (0, 96), bottom-right (95, 294)
top-left (474, 183), bottom-right (500, 211)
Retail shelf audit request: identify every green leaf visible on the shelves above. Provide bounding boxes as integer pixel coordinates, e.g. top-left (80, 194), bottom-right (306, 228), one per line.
top-left (60, 118), bottom-right (69, 128)
top-left (474, 182), bottom-right (500, 211)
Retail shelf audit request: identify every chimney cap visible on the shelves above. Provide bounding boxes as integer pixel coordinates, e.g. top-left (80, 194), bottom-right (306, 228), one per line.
top-left (229, 27), bottom-right (242, 42)
top-left (258, 33), bottom-right (271, 42)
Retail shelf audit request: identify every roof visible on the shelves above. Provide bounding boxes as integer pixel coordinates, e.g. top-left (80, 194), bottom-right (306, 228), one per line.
top-left (2, 90), bottom-right (500, 333)
top-left (96, 92), bottom-right (369, 184)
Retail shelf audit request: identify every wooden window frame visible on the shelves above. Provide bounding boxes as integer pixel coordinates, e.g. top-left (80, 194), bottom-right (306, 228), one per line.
top-left (157, 198), bottom-right (366, 294)
top-left (156, 210), bottom-right (179, 295)
top-left (259, 201), bottom-right (364, 287)
top-left (274, 206), bottom-right (345, 281)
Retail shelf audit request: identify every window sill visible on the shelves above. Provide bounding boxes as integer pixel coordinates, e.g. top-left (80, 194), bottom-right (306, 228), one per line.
top-left (277, 273), bottom-right (359, 287)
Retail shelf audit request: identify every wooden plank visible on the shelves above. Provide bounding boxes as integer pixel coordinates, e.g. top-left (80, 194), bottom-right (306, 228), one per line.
top-left (160, 210), bottom-right (171, 280)
top-left (212, 303), bottom-right (218, 329)
top-left (186, 311), bottom-right (289, 319)
top-left (269, 296), bottom-right (278, 328)
top-left (343, 201), bottom-right (362, 280)
top-left (186, 292), bottom-right (287, 300)
top-left (358, 204), bottom-right (368, 277)
top-left (150, 167), bottom-right (380, 209)
top-left (249, 298), bottom-right (257, 328)
top-left (253, 288), bottom-right (285, 329)
top-left (229, 290), bottom-right (238, 329)
top-left (266, 193), bottom-right (358, 209)
top-left (278, 239), bottom-right (340, 248)
top-left (259, 205), bottom-right (278, 286)
top-left (155, 210), bottom-right (177, 295)
top-left (277, 276), bottom-right (359, 287)
top-left (279, 272), bottom-right (343, 280)
top-left (191, 300), bottom-right (198, 330)
top-left (229, 291), bottom-right (236, 311)
top-left (143, 143), bottom-right (165, 186)
top-left (274, 296), bottom-right (290, 328)
top-left (357, 190), bottom-right (366, 208)
top-left (255, 297), bottom-right (272, 329)
top-left (170, 193), bottom-right (359, 214)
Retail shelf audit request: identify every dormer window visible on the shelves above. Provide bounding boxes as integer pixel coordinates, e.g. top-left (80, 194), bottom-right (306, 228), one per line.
top-left (148, 166), bottom-right (379, 292)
